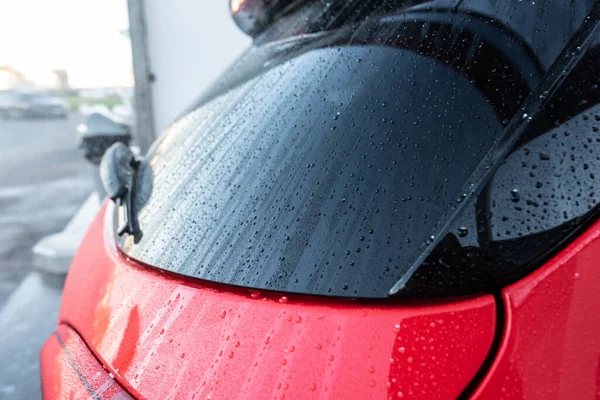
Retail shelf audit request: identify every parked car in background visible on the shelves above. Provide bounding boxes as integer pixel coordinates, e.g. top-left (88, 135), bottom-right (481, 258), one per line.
top-left (0, 91), bottom-right (69, 119)
top-left (0, 90), bottom-right (18, 117)
top-left (41, 0), bottom-right (600, 399)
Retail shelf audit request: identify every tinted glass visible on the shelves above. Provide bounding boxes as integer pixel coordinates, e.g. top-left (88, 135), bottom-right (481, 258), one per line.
top-left (403, 30), bottom-right (600, 297)
top-left (118, 0), bottom-right (600, 298)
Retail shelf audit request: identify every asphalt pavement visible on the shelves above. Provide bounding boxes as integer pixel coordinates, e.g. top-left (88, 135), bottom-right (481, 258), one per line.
top-left (0, 114), bottom-right (92, 304)
top-left (0, 114), bottom-right (93, 399)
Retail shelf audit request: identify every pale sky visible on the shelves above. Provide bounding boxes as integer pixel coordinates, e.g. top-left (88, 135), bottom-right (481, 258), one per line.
top-left (0, 0), bottom-right (133, 88)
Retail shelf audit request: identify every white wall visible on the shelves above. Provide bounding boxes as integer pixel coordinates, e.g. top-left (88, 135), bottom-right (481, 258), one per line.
top-left (144, 1), bottom-right (251, 133)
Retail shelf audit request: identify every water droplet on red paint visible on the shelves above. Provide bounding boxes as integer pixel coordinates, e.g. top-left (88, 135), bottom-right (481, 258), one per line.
top-left (265, 336), bottom-right (271, 344)
top-left (180, 353), bottom-right (185, 358)
top-left (228, 351), bottom-right (235, 359)
top-left (220, 310), bottom-right (227, 318)
top-left (279, 296), bottom-right (289, 304)
top-left (160, 329), bottom-right (165, 335)
top-left (315, 343), bottom-right (322, 350)
top-left (296, 316), bottom-right (302, 323)
top-left (235, 341), bottom-right (240, 347)
top-left (310, 383), bottom-right (317, 391)
top-left (393, 324), bottom-right (400, 333)
top-left (282, 358), bottom-right (287, 365)
top-left (251, 291), bottom-right (261, 299)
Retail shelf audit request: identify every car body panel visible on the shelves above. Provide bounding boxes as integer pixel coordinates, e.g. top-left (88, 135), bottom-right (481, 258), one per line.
top-left (471, 218), bottom-right (600, 399)
top-left (57, 203), bottom-right (496, 399)
top-left (40, 324), bottom-right (132, 399)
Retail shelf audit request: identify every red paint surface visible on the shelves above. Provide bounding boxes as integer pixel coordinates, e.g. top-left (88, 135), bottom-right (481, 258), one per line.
top-left (40, 324), bottom-right (132, 399)
top-left (52, 203), bottom-right (496, 399)
top-left (472, 219), bottom-right (600, 399)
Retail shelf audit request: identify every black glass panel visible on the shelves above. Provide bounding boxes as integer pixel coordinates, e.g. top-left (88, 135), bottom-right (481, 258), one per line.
top-left (118, 1), bottom-right (600, 298)
top-left (403, 31), bottom-right (600, 297)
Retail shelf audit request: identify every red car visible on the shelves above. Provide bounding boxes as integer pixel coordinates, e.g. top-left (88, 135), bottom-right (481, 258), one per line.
top-left (41, 0), bottom-right (600, 399)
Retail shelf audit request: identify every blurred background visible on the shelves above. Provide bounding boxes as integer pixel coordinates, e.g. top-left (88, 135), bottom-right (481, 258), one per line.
top-left (0, 1), bottom-right (249, 398)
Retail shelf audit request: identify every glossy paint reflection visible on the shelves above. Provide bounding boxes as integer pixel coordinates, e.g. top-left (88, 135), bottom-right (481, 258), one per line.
top-left (40, 325), bottom-right (132, 400)
top-left (58, 204), bottom-right (496, 400)
top-left (472, 217), bottom-right (600, 399)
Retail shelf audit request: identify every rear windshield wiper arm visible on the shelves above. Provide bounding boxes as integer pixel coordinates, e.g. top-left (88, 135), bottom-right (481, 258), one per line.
top-left (100, 143), bottom-right (140, 236)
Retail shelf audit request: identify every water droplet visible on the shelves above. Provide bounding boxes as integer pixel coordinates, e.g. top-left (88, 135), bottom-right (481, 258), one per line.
top-left (220, 310), bottom-right (227, 318)
top-left (510, 189), bottom-right (521, 203)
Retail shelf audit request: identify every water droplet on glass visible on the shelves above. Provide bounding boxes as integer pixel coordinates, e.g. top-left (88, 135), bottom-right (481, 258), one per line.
top-left (457, 227), bottom-right (469, 238)
top-left (510, 189), bottom-right (521, 203)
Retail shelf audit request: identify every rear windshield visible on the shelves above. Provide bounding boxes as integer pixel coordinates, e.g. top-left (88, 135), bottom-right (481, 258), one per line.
top-left (118, 0), bottom-right (600, 298)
